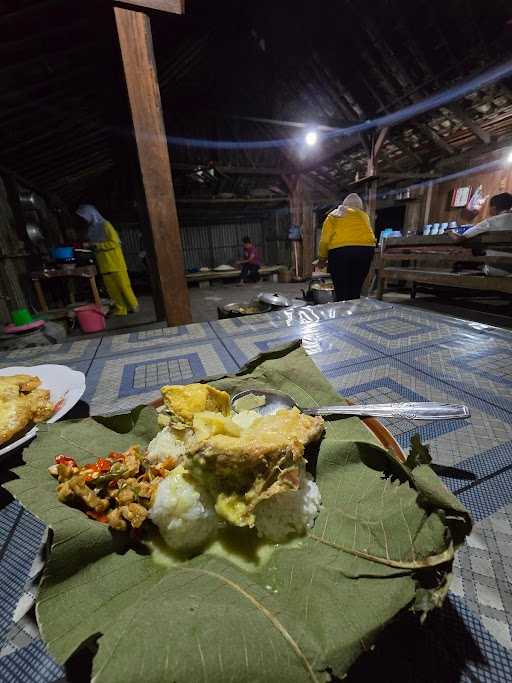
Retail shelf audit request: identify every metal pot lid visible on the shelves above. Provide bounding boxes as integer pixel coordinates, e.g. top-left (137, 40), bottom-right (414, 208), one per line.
top-left (257, 292), bottom-right (291, 307)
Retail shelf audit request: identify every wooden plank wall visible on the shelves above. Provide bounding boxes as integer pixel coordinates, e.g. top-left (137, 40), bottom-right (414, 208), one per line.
top-left (429, 156), bottom-right (512, 225)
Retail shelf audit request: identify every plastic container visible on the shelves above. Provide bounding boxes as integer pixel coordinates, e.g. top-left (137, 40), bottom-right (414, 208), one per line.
top-left (52, 246), bottom-right (75, 263)
top-left (74, 304), bottom-right (106, 333)
top-left (11, 308), bottom-right (33, 326)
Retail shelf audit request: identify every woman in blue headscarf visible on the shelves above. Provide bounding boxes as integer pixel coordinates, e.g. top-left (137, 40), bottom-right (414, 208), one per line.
top-left (76, 205), bottom-right (138, 316)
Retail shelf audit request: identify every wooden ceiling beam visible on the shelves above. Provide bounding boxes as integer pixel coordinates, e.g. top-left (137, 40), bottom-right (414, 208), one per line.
top-left (388, 136), bottom-right (424, 165)
top-left (2, 118), bottom-right (103, 154)
top-left (303, 174), bottom-right (338, 200)
top-left (0, 66), bottom-right (92, 105)
top-left (172, 162), bottom-right (290, 176)
top-left (0, 20), bottom-right (88, 57)
top-left (177, 197), bottom-right (288, 205)
top-left (21, 151), bottom-right (112, 180)
top-left (448, 102), bottom-right (492, 144)
top-left (415, 122), bottom-right (455, 156)
top-left (116, 0), bottom-right (184, 13)
top-left (298, 133), bottom-right (362, 174)
top-left (0, 0), bottom-right (64, 25)
top-left (379, 171), bottom-right (435, 181)
top-left (0, 43), bottom-right (95, 77)
top-left (374, 126), bottom-right (390, 160)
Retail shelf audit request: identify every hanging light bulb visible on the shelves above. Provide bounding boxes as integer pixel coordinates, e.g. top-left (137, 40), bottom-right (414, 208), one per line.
top-left (305, 130), bottom-right (318, 146)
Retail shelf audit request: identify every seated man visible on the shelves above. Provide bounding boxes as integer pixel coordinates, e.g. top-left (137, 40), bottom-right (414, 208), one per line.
top-left (450, 192), bottom-right (512, 276)
top-left (238, 236), bottom-right (261, 282)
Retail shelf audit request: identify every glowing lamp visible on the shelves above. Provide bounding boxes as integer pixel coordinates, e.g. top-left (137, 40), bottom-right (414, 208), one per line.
top-left (305, 130), bottom-right (318, 146)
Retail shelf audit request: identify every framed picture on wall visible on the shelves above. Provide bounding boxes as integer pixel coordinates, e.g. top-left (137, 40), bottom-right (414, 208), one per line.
top-left (451, 186), bottom-right (472, 208)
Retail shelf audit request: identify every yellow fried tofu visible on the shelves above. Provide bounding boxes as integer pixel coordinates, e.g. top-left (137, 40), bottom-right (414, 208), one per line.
top-left (25, 388), bottom-right (54, 423)
top-left (0, 374), bottom-right (53, 443)
top-left (187, 408), bottom-right (324, 526)
top-left (189, 409), bottom-right (323, 486)
top-left (0, 382), bottom-right (20, 402)
top-left (0, 396), bottom-right (32, 445)
top-left (0, 374), bottom-right (41, 393)
top-left (192, 411), bottom-right (241, 441)
top-left (253, 408), bottom-right (325, 447)
top-left (161, 383), bottom-right (230, 425)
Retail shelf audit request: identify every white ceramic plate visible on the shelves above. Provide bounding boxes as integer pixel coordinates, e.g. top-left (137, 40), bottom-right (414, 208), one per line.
top-left (0, 365), bottom-right (86, 457)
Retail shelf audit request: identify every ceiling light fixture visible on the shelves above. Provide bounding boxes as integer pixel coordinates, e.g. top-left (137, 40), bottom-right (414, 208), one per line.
top-left (305, 130), bottom-right (318, 146)
top-left (507, 149), bottom-right (512, 164)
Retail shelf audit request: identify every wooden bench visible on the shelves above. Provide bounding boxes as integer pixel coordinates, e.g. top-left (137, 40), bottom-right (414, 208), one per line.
top-left (376, 231), bottom-right (512, 300)
top-left (186, 265), bottom-right (281, 288)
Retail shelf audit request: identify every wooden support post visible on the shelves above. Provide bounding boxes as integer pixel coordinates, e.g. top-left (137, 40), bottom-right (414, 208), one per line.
top-left (32, 279), bottom-right (48, 312)
top-left (114, 5), bottom-right (191, 325)
top-left (367, 178), bottom-right (378, 227)
top-left (376, 247), bottom-right (385, 301)
top-left (89, 275), bottom-right (102, 308)
top-left (286, 175), bottom-right (314, 279)
top-left (423, 180), bottom-right (433, 225)
top-left (301, 191), bottom-right (314, 280)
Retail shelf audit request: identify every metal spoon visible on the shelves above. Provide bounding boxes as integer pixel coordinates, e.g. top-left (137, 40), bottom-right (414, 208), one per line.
top-left (231, 388), bottom-right (470, 421)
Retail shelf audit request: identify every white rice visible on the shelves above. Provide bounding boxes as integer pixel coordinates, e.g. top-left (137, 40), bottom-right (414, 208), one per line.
top-left (149, 466), bottom-right (217, 551)
top-left (255, 472), bottom-right (322, 543)
top-left (146, 427), bottom-right (187, 464)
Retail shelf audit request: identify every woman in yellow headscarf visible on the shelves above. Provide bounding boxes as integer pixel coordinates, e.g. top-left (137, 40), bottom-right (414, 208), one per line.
top-left (318, 193), bottom-right (376, 301)
top-left (76, 204), bottom-right (139, 316)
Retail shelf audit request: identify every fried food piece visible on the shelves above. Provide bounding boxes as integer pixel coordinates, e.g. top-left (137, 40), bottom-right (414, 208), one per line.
top-left (187, 408), bottom-right (324, 527)
top-left (0, 396), bottom-right (32, 446)
top-left (106, 504), bottom-right (148, 531)
top-left (0, 374), bottom-right (41, 393)
top-left (56, 474), bottom-right (109, 510)
top-left (0, 374), bottom-right (53, 443)
top-left (49, 445), bottom-right (170, 533)
top-left (189, 408), bottom-right (323, 484)
top-left (120, 502), bottom-right (149, 528)
top-left (161, 383), bottom-right (230, 425)
top-left (25, 388), bottom-right (54, 423)
top-left (254, 408), bottom-right (325, 447)
top-left (0, 382), bottom-right (20, 402)
top-left (107, 507), bottom-right (127, 531)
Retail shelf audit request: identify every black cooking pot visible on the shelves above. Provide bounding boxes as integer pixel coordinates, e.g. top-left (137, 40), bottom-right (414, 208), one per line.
top-left (302, 276), bottom-right (335, 304)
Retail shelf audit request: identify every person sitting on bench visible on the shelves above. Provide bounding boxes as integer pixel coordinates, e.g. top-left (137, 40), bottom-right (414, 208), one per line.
top-left (450, 193), bottom-right (512, 276)
top-left (238, 236), bottom-right (261, 282)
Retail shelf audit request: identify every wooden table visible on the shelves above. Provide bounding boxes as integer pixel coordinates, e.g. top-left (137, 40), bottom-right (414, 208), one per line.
top-left (2, 301), bottom-right (512, 681)
top-left (31, 265), bottom-right (101, 312)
